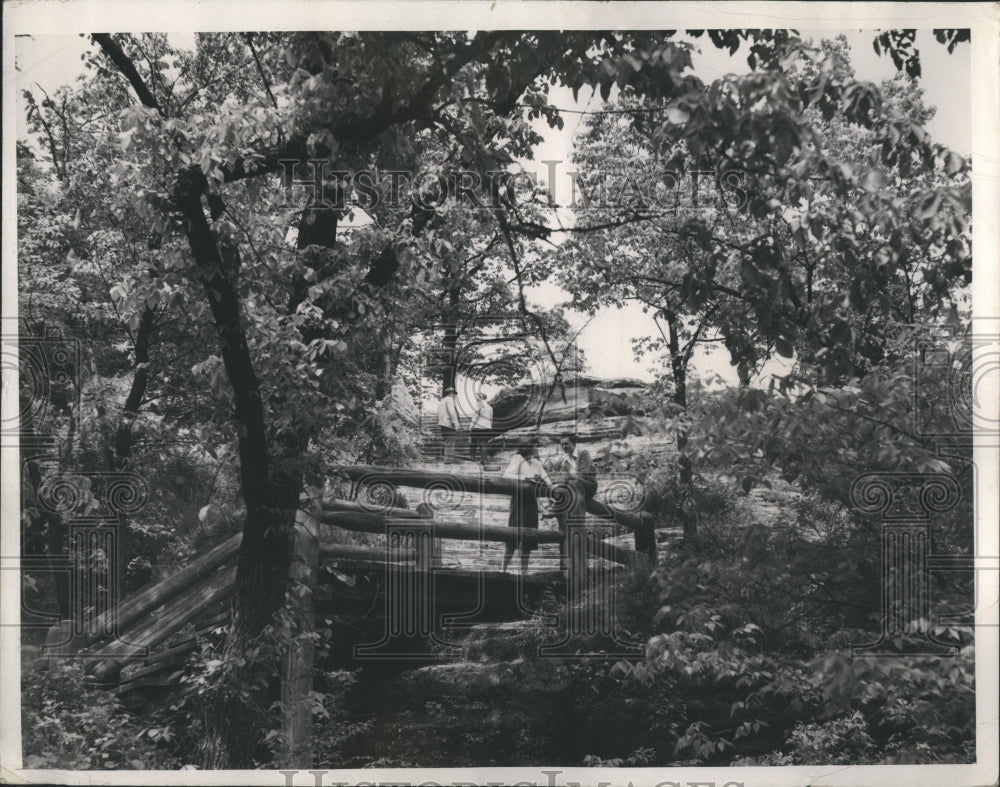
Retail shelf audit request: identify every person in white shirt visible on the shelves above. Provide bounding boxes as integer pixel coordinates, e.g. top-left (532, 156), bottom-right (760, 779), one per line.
top-left (468, 392), bottom-right (494, 465)
top-left (501, 441), bottom-right (550, 573)
top-left (437, 386), bottom-right (461, 462)
top-left (549, 433), bottom-right (598, 570)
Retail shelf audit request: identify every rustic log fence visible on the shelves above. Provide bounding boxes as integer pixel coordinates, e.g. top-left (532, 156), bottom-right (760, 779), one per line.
top-left (44, 462), bottom-right (658, 762)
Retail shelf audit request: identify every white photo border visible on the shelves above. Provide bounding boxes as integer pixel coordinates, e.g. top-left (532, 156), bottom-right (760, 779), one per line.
top-left (2, 3), bottom-right (997, 786)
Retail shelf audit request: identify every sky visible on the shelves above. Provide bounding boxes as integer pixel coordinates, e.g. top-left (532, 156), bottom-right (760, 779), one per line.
top-left (14, 29), bottom-right (972, 393)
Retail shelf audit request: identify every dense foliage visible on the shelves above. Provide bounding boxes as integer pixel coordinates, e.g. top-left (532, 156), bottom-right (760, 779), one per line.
top-left (16, 27), bottom-right (975, 770)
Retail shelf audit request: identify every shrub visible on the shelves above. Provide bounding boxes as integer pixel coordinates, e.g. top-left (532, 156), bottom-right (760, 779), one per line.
top-left (22, 659), bottom-right (180, 769)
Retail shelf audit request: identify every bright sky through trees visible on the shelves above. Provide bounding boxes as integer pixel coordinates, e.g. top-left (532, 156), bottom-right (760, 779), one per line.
top-left (517, 29), bottom-right (970, 384)
top-left (15, 29), bottom-right (970, 387)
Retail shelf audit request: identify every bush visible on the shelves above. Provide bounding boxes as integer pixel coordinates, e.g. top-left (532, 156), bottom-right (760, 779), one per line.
top-left (22, 659), bottom-right (180, 769)
top-left (618, 484), bottom-right (977, 765)
top-left (639, 462), bottom-right (753, 547)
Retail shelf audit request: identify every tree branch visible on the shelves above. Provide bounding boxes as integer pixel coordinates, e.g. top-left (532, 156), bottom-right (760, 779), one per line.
top-left (92, 34), bottom-right (162, 113)
top-left (243, 34), bottom-right (278, 110)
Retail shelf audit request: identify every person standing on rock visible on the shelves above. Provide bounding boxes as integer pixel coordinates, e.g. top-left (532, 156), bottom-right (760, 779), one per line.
top-left (551, 433), bottom-right (598, 570)
top-left (437, 386), bottom-right (461, 463)
top-left (501, 441), bottom-right (550, 574)
top-left (468, 392), bottom-right (493, 465)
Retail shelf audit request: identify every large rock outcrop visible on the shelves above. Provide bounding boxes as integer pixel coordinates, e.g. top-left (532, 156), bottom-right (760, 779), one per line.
top-left (490, 374), bottom-right (648, 432)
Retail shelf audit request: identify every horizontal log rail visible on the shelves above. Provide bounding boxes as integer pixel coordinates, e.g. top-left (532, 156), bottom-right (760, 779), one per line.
top-left (118, 610), bottom-right (230, 684)
top-left (320, 506), bottom-right (634, 565)
top-left (320, 542), bottom-right (416, 562)
top-left (334, 465), bottom-right (654, 534)
top-left (323, 497), bottom-right (425, 519)
top-left (88, 563), bottom-right (238, 682)
top-left (81, 532), bottom-right (242, 651)
top-left (321, 506), bottom-right (560, 544)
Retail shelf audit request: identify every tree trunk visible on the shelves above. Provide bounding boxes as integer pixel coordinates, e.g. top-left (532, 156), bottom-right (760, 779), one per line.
top-left (280, 493), bottom-right (321, 766)
top-left (665, 311), bottom-right (695, 542)
top-left (200, 486), bottom-right (298, 768)
top-left (172, 181), bottom-right (299, 768)
top-left (95, 33), bottom-right (330, 769)
top-left (440, 283), bottom-right (461, 394)
top-left (184, 176), bottom-right (351, 767)
top-left (105, 305), bottom-right (156, 599)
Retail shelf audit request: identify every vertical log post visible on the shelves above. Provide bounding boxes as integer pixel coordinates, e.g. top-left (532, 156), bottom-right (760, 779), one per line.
top-left (414, 502), bottom-right (443, 568)
top-left (280, 489), bottom-right (321, 765)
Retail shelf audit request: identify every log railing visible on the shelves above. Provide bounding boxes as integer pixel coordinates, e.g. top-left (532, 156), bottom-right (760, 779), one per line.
top-left (333, 465), bottom-right (656, 560)
top-left (69, 463), bottom-right (657, 687)
top-left (321, 505), bottom-right (636, 567)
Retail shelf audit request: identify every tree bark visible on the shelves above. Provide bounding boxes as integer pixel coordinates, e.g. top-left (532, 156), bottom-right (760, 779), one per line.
top-left (665, 310), bottom-right (696, 542)
top-left (172, 178), bottom-right (298, 768)
top-left (280, 492), bottom-right (321, 766)
top-left (440, 283), bottom-right (461, 394)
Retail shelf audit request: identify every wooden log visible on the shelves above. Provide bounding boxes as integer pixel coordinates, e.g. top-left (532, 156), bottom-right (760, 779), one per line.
top-left (87, 564), bottom-right (237, 683)
top-left (335, 465), bottom-right (653, 534)
top-left (320, 508), bottom-right (632, 564)
top-left (324, 498), bottom-right (424, 519)
top-left (335, 465), bottom-right (541, 500)
top-left (118, 610), bottom-right (230, 683)
top-left (75, 532), bottom-right (241, 652)
top-left (118, 647), bottom-right (191, 685)
top-left (281, 493), bottom-right (320, 767)
top-left (322, 507), bottom-right (561, 545)
top-left (319, 543), bottom-right (416, 562)
top-left (114, 676), bottom-right (179, 697)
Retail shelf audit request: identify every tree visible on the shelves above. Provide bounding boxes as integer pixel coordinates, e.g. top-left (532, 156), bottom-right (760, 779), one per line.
top-left (18, 67), bottom-right (217, 614)
top-left (553, 33), bottom-right (969, 538)
top-left (91, 30), bottom-right (602, 765)
top-left (47, 28), bottom-right (966, 766)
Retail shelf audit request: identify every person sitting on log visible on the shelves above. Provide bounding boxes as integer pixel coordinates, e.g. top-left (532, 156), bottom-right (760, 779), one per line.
top-left (501, 440), bottom-right (550, 574)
